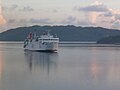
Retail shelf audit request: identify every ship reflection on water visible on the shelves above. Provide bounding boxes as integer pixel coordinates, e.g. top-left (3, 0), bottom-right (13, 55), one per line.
top-left (24, 51), bottom-right (58, 74)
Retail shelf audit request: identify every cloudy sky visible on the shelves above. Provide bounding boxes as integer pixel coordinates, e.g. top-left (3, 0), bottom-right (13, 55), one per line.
top-left (0, 0), bottom-right (120, 32)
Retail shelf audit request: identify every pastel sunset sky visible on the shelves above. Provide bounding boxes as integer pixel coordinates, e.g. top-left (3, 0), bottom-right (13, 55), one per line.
top-left (0, 0), bottom-right (120, 32)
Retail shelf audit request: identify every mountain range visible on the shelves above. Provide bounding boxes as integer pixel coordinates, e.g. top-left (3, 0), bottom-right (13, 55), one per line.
top-left (0, 25), bottom-right (120, 42)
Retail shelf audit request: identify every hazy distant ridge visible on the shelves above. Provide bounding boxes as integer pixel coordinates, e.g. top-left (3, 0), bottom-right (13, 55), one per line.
top-left (0, 25), bottom-right (120, 41)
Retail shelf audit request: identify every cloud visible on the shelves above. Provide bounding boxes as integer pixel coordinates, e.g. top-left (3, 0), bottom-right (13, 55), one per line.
top-left (3, 4), bottom-right (18, 11)
top-left (20, 6), bottom-right (34, 11)
top-left (29, 18), bottom-right (51, 24)
top-left (0, 5), bottom-right (6, 25)
top-left (89, 12), bottom-right (100, 24)
top-left (28, 16), bottom-right (77, 26)
top-left (75, 1), bottom-right (109, 12)
top-left (0, 15), bottom-right (6, 25)
top-left (111, 21), bottom-right (120, 29)
top-left (77, 21), bottom-right (95, 26)
top-left (3, 5), bottom-right (34, 12)
top-left (8, 19), bottom-right (16, 23)
top-left (53, 9), bottom-right (58, 13)
top-left (61, 16), bottom-right (76, 25)
top-left (103, 11), bottom-right (113, 17)
top-left (115, 14), bottom-right (120, 20)
top-left (19, 19), bottom-right (28, 23)
top-left (74, 1), bottom-right (109, 24)
top-left (10, 4), bottom-right (18, 10)
top-left (102, 9), bottom-right (120, 29)
top-left (74, 1), bottom-right (120, 29)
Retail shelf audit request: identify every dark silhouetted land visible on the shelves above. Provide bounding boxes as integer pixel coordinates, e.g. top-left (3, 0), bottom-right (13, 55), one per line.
top-left (0, 25), bottom-right (120, 42)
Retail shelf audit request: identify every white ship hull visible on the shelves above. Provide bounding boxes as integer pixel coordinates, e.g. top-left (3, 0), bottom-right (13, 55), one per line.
top-left (24, 32), bottom-right (59, 52)
top-left (24, 40), bottom-right (58, 51)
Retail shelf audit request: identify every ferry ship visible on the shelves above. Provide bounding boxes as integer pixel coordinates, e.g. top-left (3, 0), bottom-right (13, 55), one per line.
top-left (24, 31), bottom-right (59, 52)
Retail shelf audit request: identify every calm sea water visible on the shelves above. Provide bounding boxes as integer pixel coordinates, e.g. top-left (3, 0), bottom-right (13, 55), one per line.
top-left (1, 42), bottom-right (120, 90)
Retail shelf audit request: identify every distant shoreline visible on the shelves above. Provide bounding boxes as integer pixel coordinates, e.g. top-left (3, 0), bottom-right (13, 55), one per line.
top-left (0, 41), bottom-right (120, 47)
